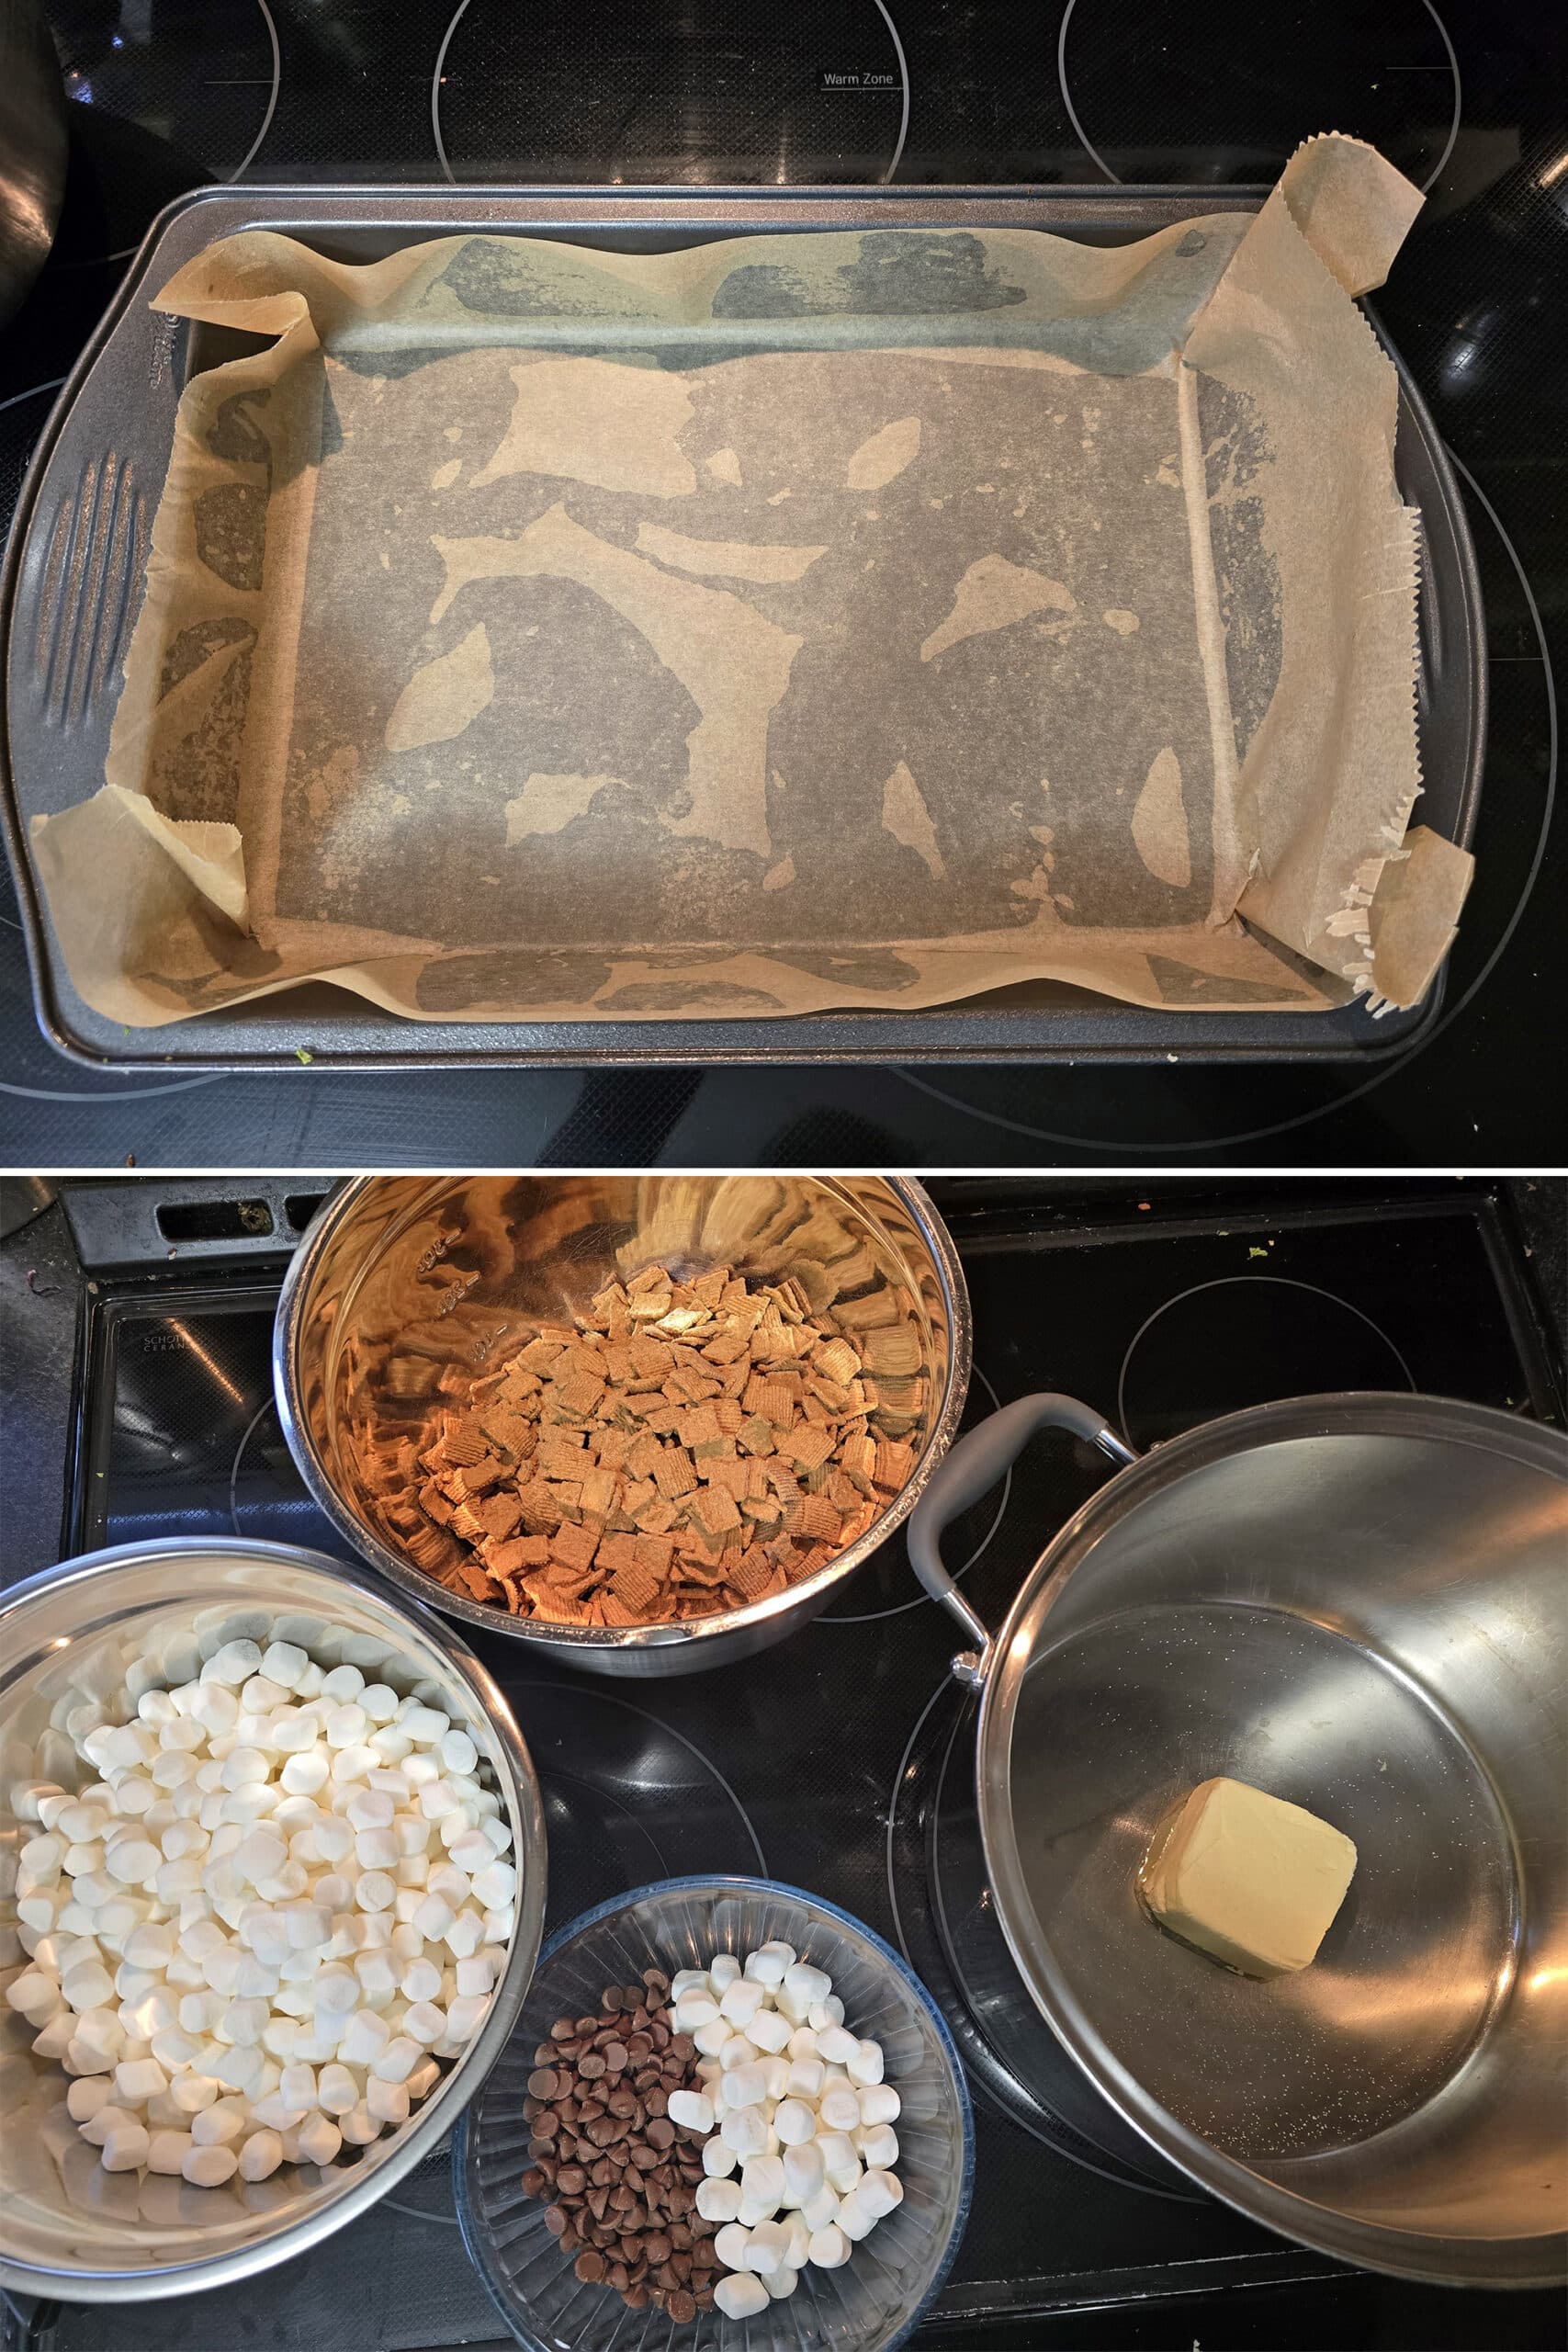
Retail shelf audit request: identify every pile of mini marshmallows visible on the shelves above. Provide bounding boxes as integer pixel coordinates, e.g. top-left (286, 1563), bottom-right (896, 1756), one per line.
top-left (5, 1634), bottom-right (515, 2189)
top-left (661, 1942), bottom-right (902, 2321)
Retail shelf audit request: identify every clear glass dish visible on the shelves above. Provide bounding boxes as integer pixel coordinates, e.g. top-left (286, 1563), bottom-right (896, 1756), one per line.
top-left (455, 1876), bottom-right (975, 2350)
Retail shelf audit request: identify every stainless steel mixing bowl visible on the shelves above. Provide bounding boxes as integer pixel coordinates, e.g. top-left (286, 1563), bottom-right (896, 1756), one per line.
top-left (0, 1539), bottom-right (548, 2302)
top-left (908, 1390), bottom-right (1567, 2287)
top-left (275, 1177), bottom-right (970, 1675)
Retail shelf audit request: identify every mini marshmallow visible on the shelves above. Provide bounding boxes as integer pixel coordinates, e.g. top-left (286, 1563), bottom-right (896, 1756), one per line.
top-left (702, 2134), bottom-right (738, 2177)
top-left (239, 2128), bottom-right (283, 2179)
top-left (721, 2062), bottom-right (767, 2110)
top-left (818, 2083), bottom-right (861, 2134)
top-left (666, 2088), bottom-right (714, 2133)
top-left (857, 2083), bottom-right (901, 2127)
top-left (773, 2098), bottom-right (816, 2146)
top-left (847, 2038), bottom-right (885, 2086)
top-left (857, 2122), bottom-right (899, 2170)
top-left (807, 2222), bottom-right (850, 2267)
top-left (746, 2217), bottom-right (790, 2271)
top-left (100, 2119), bottom-right (151, 2172)
top-left (712, 2223), bottom-right (754, 2272)
top-left (802, 2183), bottom-right (840, 2232)
top-left (695, 2176), bottom-right (743, 2223)
top-left (738, 2152), bottom-right (785, 2221)
top-left (715, 2272), bottom-right (768, 2319)
top-left (743, 1943), bottom-right (794, 1987)
top-left (817, 2132), bottom-right (862, 2194)
top-left (146, 2129), bottom-right (194, 2176)
top-left (719, 2106), bottom-right (771, 2159)
top-left (859, 2169), bottom-right (903, 2221)
top-left (836, 2187), bottom-right (876, 2242)
top-left (296, 2113), bottom-right (342, 2166)
top-left (782, 2139), bottom-right (825, 2206)
top-left (367, 2075), bottom-right (409, 2126)
top-left (718, 1978), bottom-right (765, 2028)
top-left (816, 2023), bottom-right (858, 2065)
top-left (786, 2055), bottom-right (825, 2101)
top-left (782, 1962), bottom-right (830, 2010)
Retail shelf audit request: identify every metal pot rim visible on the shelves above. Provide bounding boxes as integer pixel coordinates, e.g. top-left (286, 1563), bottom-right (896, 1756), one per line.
top-left (273, 1177), bottom-right (973, 1657)
top-left (971, 1391), bottom-right (1568, 2289)
top-left (0, 1535), bottom-right (548, 2303)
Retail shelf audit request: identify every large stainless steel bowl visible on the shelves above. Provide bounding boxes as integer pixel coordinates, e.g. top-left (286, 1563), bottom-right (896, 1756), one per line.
top-left (0, 1540), bottom-right (548, 2302)
top-left (275, 1177), bottom-right (970, 1676)
top-left (908, 1391), bottom-right (1568, 2288)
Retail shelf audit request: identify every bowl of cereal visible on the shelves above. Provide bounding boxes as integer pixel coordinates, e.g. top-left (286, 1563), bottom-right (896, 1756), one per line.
top-left (455, 1877), bottom-right (974, 2350)
top-left (0, 1539), bottom-right (547, 2301)
top-left (275, 1179), bottom-right (971, 1675)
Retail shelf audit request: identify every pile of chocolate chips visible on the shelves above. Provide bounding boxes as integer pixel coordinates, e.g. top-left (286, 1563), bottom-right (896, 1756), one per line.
top-left (522, 1968), bottom-right (720, 2320)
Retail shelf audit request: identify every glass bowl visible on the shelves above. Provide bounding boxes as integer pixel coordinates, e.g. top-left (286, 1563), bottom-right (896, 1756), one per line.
top-left (455, 1877), bottom-right (975, 2350)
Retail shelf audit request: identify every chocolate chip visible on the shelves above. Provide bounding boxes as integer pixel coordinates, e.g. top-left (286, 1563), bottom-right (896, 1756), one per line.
top-left (522, 1976), bottom-right (716, 2326)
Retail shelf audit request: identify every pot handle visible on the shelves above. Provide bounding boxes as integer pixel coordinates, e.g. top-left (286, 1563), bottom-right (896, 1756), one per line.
top-left (907, 1393), bottom-right (1136, 1688)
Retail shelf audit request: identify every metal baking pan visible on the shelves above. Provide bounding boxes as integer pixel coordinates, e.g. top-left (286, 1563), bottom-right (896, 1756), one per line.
top-left (1, 184), bottom-right (1484, 1070)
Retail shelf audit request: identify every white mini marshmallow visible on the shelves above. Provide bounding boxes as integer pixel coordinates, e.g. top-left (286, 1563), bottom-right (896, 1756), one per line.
top-left (721, 2062), bottom-right (767, 2110)
top-left (857, 2122), bottom-right (899, 2170)
top-left (714, 2272), bottom-right (768, 2319)
top-left (712, 2223), bottom-right (754, 2272)
top-left (847, 2037), bottom-right (884, 2086)
top-left (666, 2088), bottom-right (714, 2134)
top-left (239, 2128), bottom-right (283, 2179)
top-left (773, 2098), bottom-right (816, 2146)
top-left (857, 2082), bottom-right (901, 2127)
top-left (746, 2217), bottom-right (790, 2272)
top-left (738, 2153), bottom-right (784, 2222)
top-left (696, 2176), bottom-right (743, 2223)
top-left (807, 2222), bottom-right (850, 2267)
top-left (818, 2083), bottom-right (861, 2134)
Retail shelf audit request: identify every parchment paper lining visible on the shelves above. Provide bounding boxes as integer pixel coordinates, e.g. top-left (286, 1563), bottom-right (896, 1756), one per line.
top-left (28, 134), bottom-right (1472, 1028)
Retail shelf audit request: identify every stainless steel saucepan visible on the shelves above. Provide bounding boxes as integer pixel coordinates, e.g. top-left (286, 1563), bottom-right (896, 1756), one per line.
top-left (907, 1389), bottom-right (1567, 2288)
top-left (276, 1176), bottom-right (970, 1676)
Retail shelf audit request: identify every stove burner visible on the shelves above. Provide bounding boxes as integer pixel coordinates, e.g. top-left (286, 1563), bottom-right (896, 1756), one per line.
top-left (1116, 1274), bottom-right (1416, 1453)
top-left (507, 1681), bottom-right (766, 1931)
top-left (886, 1674), bottom-right (1195, 2196)
top-left (821, 1364), bottom-right (1008, 1624)
top-left (228, 1391), bottom-right (340, 1553)
top-left (1058, 0), bottom-right (1461, 193)
top-left (46, 0), bottom-right (280, 188)
top-left (432, 0), bottom-right (907, 187)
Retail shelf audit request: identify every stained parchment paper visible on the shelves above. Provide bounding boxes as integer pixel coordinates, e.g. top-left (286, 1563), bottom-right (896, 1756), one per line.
top-left (30, 134), bottom-right (1473, 1026)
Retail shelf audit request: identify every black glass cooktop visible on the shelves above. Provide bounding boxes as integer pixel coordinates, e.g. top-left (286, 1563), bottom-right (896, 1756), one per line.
top-left (0, 0), bottom-right (1562, 1169)
top-left (4, 1175), bottom-right (1563, 2348)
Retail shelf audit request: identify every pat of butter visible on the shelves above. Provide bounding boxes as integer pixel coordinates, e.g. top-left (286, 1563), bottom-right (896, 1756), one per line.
top-left (1139, 1776), bottom-right (1357, 1977)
